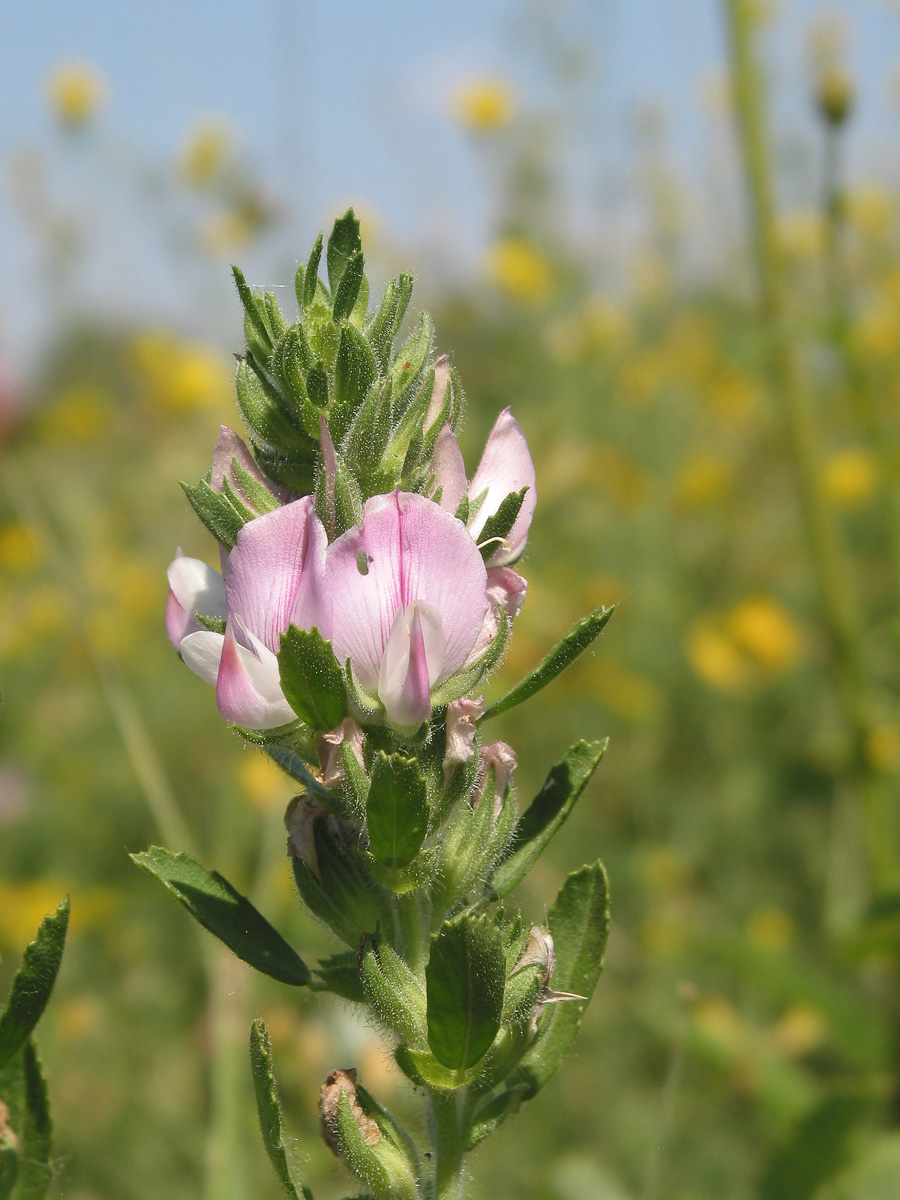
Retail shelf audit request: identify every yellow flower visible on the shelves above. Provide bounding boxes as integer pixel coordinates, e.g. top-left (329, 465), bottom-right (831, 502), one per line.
top-left (40, 384), bottom-right (110, 442)
top-left (865, 723), bottom-right (900, 772)
top-left (727, 597), bottom-right (802, 670)
top-left (674, 455), bottom-right (733, 509)
top-left (687, 621), bottom-right (750, 692)
top-left (487, 237), bottom-right (552, 303)
top-left (453, 80), bottom-right (515, 132)
top-left (706, 369), bottom-right (762, 426)
top-left (822, 448), bottom-right (878, 507)
top-left (238, 751), bottom-right (290, 810)
top-left (852, 300), bottom-right (900, 360)
top-left (772, 1004), bottom-right (827, 1058)
top-left (133, 332), bottom-right (232, 412)
top-left (693, 996), bottom-right (744, 1051)
top-left (45, 62), bottom-right (106, 128)
top-left (0, 522), bottom-right (42, 573)
top-left (179, 119), bottom-right (232, 187)
top-left (747, 906), bottom-right (794, 952)
top-left (845, 184), bottom-right (894, 240)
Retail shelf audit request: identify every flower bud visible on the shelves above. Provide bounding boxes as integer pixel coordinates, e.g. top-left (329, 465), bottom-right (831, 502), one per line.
top-left (319, 1069), bottom-right (418, 1200)
top-left (443, 696), bottom-right (485, 775)
top-left (359, 933), bottom-right (428, 1046)
top-left (816, 65), bottom-right (854, 127)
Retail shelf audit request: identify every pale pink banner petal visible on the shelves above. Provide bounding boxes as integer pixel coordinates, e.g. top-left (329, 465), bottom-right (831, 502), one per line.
top-left (431, 424), bottom-right (467, 514)
top-left (468, 408), bottom-right (536, 565)
top-left (215, 619), bottom-right (295, 729)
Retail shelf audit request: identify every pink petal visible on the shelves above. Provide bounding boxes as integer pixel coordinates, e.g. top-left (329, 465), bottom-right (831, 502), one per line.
top-left (211, 426), bottom-right (269, 498)
top-left (425, 355), bottom-right (452, 431)
top-left (165, 554), bottom-right (226, 649)
top-left (327, 492), bottom-right (488, 697)
top-left (486, 567), bottom-right (528, 619)
top-left (468, 408), bottom-right (536, 566)
top-left (431, 424), bottom-right (467, 514)
top-left (225, 497), bottom-right (330, 654)
top-left (443, 696), bottom-right (485, 772)
top-left (215, 619), bottom-right (295, 729)
top-left (378, 604), bottom-right (434, 733)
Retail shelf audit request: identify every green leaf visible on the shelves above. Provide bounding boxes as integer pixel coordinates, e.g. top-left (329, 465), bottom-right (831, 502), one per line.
top-left (232, 265), bottom-right (273, 350)
top-left (334, 324), bottom-right (377, 413)
top-left (366, 753), bottom-right (428, 870)
top-left (306, 362), bottom-right (329, 411)
top-left (513, 861), bottom-right (609, 1098)
top-left (391, 311), bottom-right (432, 399)
top-left (466, 1085), bottom-right (527, 1151)
top-left (487, 741), bottom-right (607, 900)
top-left (360, 937), bottom-right (427, 1046)
top-left (368, 274), bottom-right (414, 371)
top-left (483, 605), bottom-right (614, 720)
top-left (303, 234), bottom-right (323, 308)
top-left (327, 210), bottom-right (362, 294)
top-left (15, 1042), bottom-right (53, 1200)
top-left (333, 251), bottom-right (365, 322)
top-left (277, 626), bottom-right (348, 730)
top-left (231, 460), bottom-right (281, 515)
top-left (313, 952), bottom-right (366, 1004)
top-left (477, 489), bottom-right (528, 561)
top-left (252, 446), bottom-right (316, 496)
top-left (292, 822), bottom-right (394, 949)
top-left (180, 479), bottom-right (244, 550)
top-left (249, 1020), bottom-right (314, 1200)
top-left (393, 1046), bottom-right (467, 1091)
top-left (132, 848), bottom-right (309, 986)
top-left (0, 899), bottom-right (68, 1074)
top-left (235, 360), bottom-right (308, 454)
top-left (426, 912), bottom-right (506, 1070)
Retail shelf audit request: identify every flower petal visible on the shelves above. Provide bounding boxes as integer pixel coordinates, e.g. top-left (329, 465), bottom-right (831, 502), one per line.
top-left (180, 629), bottom-right (225, 687)
top-left (225, 496), bottom-right (330, 653)
top-left (210, 425), bottom-right (277, 512)
top-left (378, 603), bottom-right (434, 733)
top-left (327, 492), bottom-right (488, 696)
top-left (468, 408), bottom-right (536, 565)
top-left (165, 554), bottom-right (226, 648)
top-left (431, 424), bottom-right (467, 514)
top-left (215, 619), bottom-right (296, 729)
top-left (425, 355), bottom-right (452, 432)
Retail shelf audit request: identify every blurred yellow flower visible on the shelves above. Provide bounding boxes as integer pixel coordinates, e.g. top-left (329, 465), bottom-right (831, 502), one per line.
top-left (40, 384), bottom-right (110, 442)
top-left (45, 61), bottom-right (107, 127)
top-left (706, 369), bottom-right (762, 426)
top-left (727, 597), bottom-right (802, 670)
top-left (778, 210), bottom-right (824, 261)
top-left (687, 621), bottom-right (750, 692)
top-left (453, 79), bottom-right (515, 132)
top-left (487, 237), bottom-right (552, 303)
top-left (238, 751), bottom-right (290, 810)
top-left (674, 455), bottom-right (733, 509)
top-left (845, 184), bottom-right (894, 240)
top-left (582, 297), bottom-right (631, 353)
top-left (0, 586), bottom-right (68, 658)
top-left (822, 448), bottom-right (878, 507)
top-left (0, 881), bottom-right (113, 948)
top-left (589, 657), bottom-right (662, 722)
top-left (133, 332), bottom-right (231, 412)
top-left (0, 522), bottom-right (42, 573)
top-left (747, 906), bottom-right (794, 952)
top-left (693, 996), bottom-right (744, 1051)
top-left (851, 300), bottom-right (900, 360)
top-left (179, 119), bottom-right (232, 187)
top-left (865, 723), bottom-right (900, 772)
top-left (55, 995), bottom-right (106, 1042)
top-left (772, 1004), bottom-right (827, 1058)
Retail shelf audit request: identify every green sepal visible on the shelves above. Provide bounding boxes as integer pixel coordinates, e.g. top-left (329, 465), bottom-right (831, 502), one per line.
top-left (221, 475), bottom-right (255, 523)
top-left (431, 772), bottom-right (514, 915)
top-left (391, 312), bottom-right (433, 400)
top-left (334, 1091), bottom-right (417, 1200)
top-left (381, 368), bottom-right (434, 474)
top-left (272, 326), bottom-right (320, 438)
top-left (236, 359), bottom-right (309, 454)
top-left (334, 324), bottom-right (377, 418)
top-left (483, 605), bottom-right (615, 721)
top-left (277, 626), bottom-right (349, 731)
top-left (466, 1085), bottom-right (528, 1151)
top-left (181, 479), bottom-right (244, 550)
top-left (326, 210), bottom-right (362, 295)
top-left (487, 740), bottom-right (607, 900)
top-left (368, 274), bottom-right (414, 371)
top-left (360, 936), bottom-right (427, 1047)
top-left (333, 251), bottom-right (365, 323)
top-left (131, 847), bottom-right (310, 986)
top-left (340, 741), bottom-right (370, 823)
top-left (263, 292), bottom-right (288, 340)
top-left (477, 488), bottom-right (527, 561)
top-left (231, 460), bottom-right (281, 515)
top-left (426, 912), bottom-right (506, 1070)
top-left (265, 745), bottom-right (334, 802)
top-left (306, 362), bottom-right (329, 411)
top-left (366, 753), bottom-right (428, 871)
top-left (251, 446), bottom-right (316, 495)
top-left (232, 265), bottom-right (274, 353)
top-left (0, 898), bottom-right (69, 1074)
top-left (317, 450), bottom-right (364, 539)
top-left (303, 234), bottom-right (324, 309)
top-left (313, 952), bottom-right (366, 1004)
top-left (393, 1046), bottom-right (468, 1091)
top-left (0, 1041), bottom-right (53, 1200)
top-left (512, 860), bottom-right (610, 1099)
top-left (249, 1020), bottom-right (314, 1200)
top-left (292, 820), bottom-right (394, 949)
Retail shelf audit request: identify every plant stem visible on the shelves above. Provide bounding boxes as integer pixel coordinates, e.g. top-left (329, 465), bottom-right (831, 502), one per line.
top-left (723, 0), bottom-right (897, 888)
top-left (427, 1089), bottom-right (468, 1200)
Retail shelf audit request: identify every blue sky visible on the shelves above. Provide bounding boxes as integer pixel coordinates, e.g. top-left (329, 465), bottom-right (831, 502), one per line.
top-left (1, 1), bottom-right (898, 360)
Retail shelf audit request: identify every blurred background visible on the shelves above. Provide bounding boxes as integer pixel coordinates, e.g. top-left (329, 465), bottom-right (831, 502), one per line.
top-left (3, 1), bottom-right (900, 1197)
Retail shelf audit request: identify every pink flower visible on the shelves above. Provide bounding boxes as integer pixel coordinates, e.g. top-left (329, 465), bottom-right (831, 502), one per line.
top-left (432, 408), bottom-right (536, 567)
top-left (210, 425), bottom-right (280, 512)
top-left (475, 740), bottom-right (517, 817)
top-left (443, 696), bottom-right (485, 773)
top-left (165, 552), bottom-right (227, 650)
top-left (177, 496), bottom-right (329, 730)
top-left (326, 492), bottom-right (489, 734)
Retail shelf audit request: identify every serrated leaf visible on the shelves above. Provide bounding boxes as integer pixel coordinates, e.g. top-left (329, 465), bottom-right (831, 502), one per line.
top-left (132, 848), bottom-right (309, 986)
top-left (483, 605), bottom-right (615, 720)
top-left (476, 489), bottom-right (528, 561)
top-left (303, 234), bottom-right (323, 308)
top-left (0, 899), bottom-right (68, 1075)
top-left (327, 210), bottom-right (362, 294)
top-left (14, 1041), bottom-right (53, 1200)
top-left (366, 753), bottom-right (428, 870)
top-left (180, 480), bottom-right (244, 550)
top-left (250, 1020), bottom-right (314, 1200)
top-left (426, 912), bottom-right (506, 1070)
top-left (278, 626), bottom-right (348, 730)
top-left (513, 861), bottom-right (609, 1098)
top-left (333, 251), bottom-right (365, 322)
top-left (487, 741), bottom-right (607, 899)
